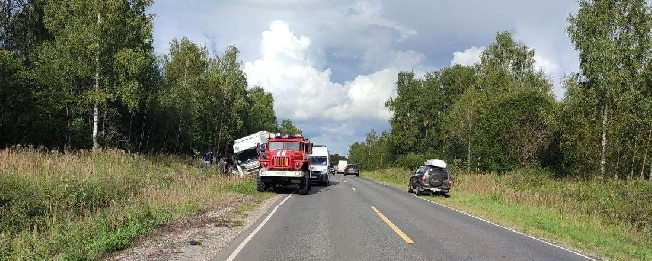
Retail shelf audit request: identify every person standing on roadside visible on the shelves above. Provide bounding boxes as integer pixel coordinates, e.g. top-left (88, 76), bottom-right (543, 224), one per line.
top-left (217, 157), bottom-right (227, 175)
top-left (256, 142), bottom-right (267, 159)
top-left (204, 150), bottom-right (213, 168)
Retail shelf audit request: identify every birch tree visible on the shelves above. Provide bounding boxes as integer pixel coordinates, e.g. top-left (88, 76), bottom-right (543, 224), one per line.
top-left (40, 0), bottom-right (153, 149)
top-left (567, 0), bottom-right (652, 179)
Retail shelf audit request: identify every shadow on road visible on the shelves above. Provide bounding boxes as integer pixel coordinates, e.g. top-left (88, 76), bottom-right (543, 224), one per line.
top-left (268, 179), bottom-right (341, 195)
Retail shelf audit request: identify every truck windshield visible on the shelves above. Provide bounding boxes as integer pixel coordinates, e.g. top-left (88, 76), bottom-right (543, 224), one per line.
top-left (310, 156), bottom-right (328, 165)
top-left (268, 141), bottom-right (301, 151)
top-left (236, 148), bottom-right (257, 162)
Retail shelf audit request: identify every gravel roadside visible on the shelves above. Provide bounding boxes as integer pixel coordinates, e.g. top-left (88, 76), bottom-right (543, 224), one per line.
top-left (106, 194), bottom-right (282, 261)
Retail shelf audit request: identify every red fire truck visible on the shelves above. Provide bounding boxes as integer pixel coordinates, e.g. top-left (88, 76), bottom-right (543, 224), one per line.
top-left (257, 133), bottom-right (313, 195)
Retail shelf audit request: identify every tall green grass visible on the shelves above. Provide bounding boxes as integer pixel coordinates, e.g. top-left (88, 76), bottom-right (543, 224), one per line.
top-left (0, 148), bottom-right (268, 260)
top-left (362, 167), bottom-right (652, 260)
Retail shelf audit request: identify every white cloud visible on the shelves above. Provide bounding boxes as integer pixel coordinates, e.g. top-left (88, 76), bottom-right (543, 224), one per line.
top-left (514, 23), bottom-right (579, 99)
top-left (244, 20), bottom-right (401, 123)
top-left (324, 69), bottom-right (397, 121)
top-left (450, 46), bottom-right (485, 67)
top-left (533, 55), bottom-right (561, 75)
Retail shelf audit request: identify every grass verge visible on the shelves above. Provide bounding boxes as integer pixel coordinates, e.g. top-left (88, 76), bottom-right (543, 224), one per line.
top-left (362, 167), bottom-right (652, 261)
top-left (0, 148), bottom-right (273, 260)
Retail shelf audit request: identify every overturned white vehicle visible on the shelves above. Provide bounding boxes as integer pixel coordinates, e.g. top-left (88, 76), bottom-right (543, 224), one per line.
top-left (233, 131), bottom-right (271, 176)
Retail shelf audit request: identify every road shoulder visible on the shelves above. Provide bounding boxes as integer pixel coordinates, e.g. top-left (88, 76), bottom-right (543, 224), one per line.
top-left (106, 194), bottom-right (283, 261)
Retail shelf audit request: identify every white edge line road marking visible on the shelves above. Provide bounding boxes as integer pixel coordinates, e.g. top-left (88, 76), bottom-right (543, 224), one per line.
top-left (226, 194), bottom-right (292, 261)
top-left (365, 178), bottom-right (596, 261)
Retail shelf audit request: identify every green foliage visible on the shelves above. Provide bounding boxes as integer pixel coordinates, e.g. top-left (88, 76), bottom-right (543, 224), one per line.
top-left (567, 0), bottom-right (652, 179)
top-left (277, 118), bottom-right (301, 135)
top-left (223, 177), bottom-right (258, 195)
top-left (361, 168), bottom-right (412, 187)
top-left (0, 50), bottom-right (31, 145)
top-left (442, 86), bottom-right (480, 171)
top-left (329, 153), bottom-right (348, 166)
top-left (393, 152), bottom-right (430, 169)
top-left (347, 129), bottom-right (392, 170)
top-left (244, 86), bottom-right (278, 133)
top-left (474, 89), bottom-right (556, 171)
top-left (371, 31), bottom-right (557, 174)
top-left (385, 71), bottom-right (430, 156)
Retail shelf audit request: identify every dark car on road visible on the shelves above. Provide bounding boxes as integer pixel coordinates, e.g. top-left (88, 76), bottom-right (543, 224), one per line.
top-left (343, 164), bottom-right (359, 176)
top-left (408, 159), bottom-right (452, 197)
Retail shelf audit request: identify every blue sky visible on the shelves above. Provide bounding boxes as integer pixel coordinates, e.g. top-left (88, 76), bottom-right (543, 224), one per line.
top-left (149, 0), bottom-right (581, 156)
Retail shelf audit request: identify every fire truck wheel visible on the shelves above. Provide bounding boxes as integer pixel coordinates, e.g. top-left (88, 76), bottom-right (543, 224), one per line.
top-left (256, 180), bottom-right (267, 192)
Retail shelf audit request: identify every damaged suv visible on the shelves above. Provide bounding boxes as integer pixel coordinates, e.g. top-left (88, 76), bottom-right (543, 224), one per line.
top-left (407, 159), bottom-right (452, 197)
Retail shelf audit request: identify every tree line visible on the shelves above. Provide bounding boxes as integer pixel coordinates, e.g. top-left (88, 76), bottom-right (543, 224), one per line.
top-left (0, 0), bottom-right (303, 157)
top-left (349, 0), bottom-right (652, 180)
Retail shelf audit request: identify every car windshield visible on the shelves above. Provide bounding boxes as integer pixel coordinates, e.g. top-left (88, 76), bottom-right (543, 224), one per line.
top-left (415, 165), bottom-right (428, 174)
top-left (268, 141), bottom-right (300, 151)
top-left (310, 156), bottom-right (328, 165)
top-left (346, 165), bottom-right (358, 169)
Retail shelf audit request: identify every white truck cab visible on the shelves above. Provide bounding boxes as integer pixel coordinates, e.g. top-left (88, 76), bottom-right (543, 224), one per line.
top-left (233, 131), bottom-right (271, 176)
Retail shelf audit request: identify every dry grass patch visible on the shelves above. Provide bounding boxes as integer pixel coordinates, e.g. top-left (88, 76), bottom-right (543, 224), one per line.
top-left (0, 148), bottom-right (268, 260)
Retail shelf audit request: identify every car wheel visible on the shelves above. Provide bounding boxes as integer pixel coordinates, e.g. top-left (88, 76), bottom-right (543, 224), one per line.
top-left (355, 173), bottom-right (359, 176)
top-left (444, 192), bottom-right (450, 198)
top-left (415, 185), bottom-right (422, 196)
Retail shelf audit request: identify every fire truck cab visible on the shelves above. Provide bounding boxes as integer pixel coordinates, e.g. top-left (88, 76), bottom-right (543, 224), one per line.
top-left (257, 133), bottom-right (313, 195)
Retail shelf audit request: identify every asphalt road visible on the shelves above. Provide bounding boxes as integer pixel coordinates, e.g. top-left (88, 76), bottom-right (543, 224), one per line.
top-left (213, 174), bottom-right (593, 261)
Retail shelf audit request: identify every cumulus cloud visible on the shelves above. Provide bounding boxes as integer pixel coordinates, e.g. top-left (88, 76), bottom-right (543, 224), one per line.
top-left (450, 46), bottom-right (485, 67)
top-left (324, 69), bottom-right (397, 121)
top-left (244, 20), bottom-right (401, 123)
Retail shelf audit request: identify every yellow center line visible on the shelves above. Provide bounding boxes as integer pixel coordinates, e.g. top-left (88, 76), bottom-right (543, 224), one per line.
top-left (371, 206), bottom-right (414, 244)
top-left (352, 187), bottom-right (356, 191)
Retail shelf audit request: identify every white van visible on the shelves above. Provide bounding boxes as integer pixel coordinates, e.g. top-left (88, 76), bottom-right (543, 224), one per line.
top-left (310, 145), bottom-right (330, 185)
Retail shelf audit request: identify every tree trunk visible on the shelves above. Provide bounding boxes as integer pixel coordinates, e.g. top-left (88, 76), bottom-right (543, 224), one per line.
top-left (601, 105), bottom-right (607, 179)
top-left (215, 97), bottom-right (227, 158)
top-left (216, 117), bottom-right (223, 157)
top-left (630, 139), bottom-right (637, 180)
top-left (66, 104), bottom-right (71, 148)
top-left (211, 107), bottom-right (222, 156)
top-left (467, 105), bottom-right (471, 172)
top-left (92, 12), bottom-right (101, 150)
top-left (380, 152), bottom-right (383, 167)
top-left (642, 134), bottom-right (650, 180)
top-left (139, 107), bottom-right (147, 152)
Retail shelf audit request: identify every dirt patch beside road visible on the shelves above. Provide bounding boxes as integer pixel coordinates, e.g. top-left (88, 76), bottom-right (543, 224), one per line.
top-left (106, 194), bottom-right (282, 261)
